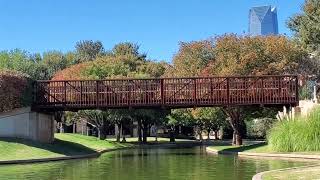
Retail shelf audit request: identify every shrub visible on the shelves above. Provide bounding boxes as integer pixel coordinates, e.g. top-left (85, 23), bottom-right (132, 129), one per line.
top-left (246, 118), bottom-right (276, 139)
top-left (0, 70), bottom-right (32, 112)
top-left (268, 108), bottom-right (320, 152)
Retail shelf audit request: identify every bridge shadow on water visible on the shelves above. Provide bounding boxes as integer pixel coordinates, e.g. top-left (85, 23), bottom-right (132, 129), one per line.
top-left (0, 137), bottom-right (96, 156)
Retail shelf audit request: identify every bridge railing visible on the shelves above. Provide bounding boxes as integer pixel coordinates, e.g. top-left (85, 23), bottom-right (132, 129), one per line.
top-left (33, 75), bottom-right (299, 110)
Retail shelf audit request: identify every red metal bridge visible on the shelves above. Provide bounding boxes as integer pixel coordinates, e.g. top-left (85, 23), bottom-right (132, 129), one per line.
top-left (33, 75), bottom-right (299, 111)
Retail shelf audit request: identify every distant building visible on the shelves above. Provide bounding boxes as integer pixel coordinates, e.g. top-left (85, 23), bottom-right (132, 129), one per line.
top-left (249, 5), bottom-right (278, 36)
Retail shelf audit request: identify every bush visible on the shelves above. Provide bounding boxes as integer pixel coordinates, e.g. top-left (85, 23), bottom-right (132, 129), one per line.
top-left (0, 70), bottom-right (32, 112)
top-left (268, 108), bottom-right (320, 152)
top-left (246, 118), bottom-right (276, 139)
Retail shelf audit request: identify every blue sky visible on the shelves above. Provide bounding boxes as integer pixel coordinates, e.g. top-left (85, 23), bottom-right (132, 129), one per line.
top-left (0, 0), bottom-right (304, 62)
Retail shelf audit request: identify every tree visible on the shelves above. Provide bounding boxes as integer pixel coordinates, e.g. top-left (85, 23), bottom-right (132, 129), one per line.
top-left (108, 109), bottom-right (131, 142)
top-left (53, 41), bottom-right (168, 142)
top-left (131, 109), bottom-right (168, 143)
top-left (75, 40), bottom-right (104, 63)
top-left (169, 40), bottom-right (215, 77)
top-left (75, 110), bottom-right (112, 140)
top-left (192, 108), bottom-right (226, 140)
top-left (165, 109), bottom-right (194, 142)
top-left (41, 51), bottom-right (70, 79)
top-left (201, 34), bottom-right (313, 145)
top-left (287, 0), bottom-right (320, 55)
top-left (0, 49), bottom-right (41, 79)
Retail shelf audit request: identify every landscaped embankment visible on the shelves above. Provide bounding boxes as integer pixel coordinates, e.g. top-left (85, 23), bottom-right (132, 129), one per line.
top-left (0, 133), bottom-right (133, 164)
top-left (0, 133), bottom-right (201, 164)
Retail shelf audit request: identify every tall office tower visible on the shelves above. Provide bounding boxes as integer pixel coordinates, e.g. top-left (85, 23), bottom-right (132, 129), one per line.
top-left (249, 5), bottom-right (278, 36)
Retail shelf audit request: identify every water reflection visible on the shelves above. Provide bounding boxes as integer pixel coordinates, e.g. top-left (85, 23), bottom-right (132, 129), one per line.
top-left (0, 147), bottom-right (313, 180)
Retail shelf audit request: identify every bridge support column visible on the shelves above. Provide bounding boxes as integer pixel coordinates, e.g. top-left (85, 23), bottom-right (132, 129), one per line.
top-left (0, 107), bottom-right (54, 143)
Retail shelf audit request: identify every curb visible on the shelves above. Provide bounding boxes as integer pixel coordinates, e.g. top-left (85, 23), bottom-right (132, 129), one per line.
top-left (0, 153), bottom-right (100, 165)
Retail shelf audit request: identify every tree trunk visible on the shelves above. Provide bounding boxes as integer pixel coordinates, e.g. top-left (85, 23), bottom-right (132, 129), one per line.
top-left (138, 119), bottom-right (142, 143)
top-left (207, 129), bottom-right (211, 140)
top-left (232, 132), bottom-right (236, 145)
top-left (142, 125), bottom-right (148, 143)
top-left (214, 130), bottom-right (219, 140)
top-left (98, 127), bottom-right (107, 140)
top-left (169, 129), bottom-right (175, 142)
top-left (122, 124), bottom-right (126, 142)
top-left (199, 129), bottom-right (203, 141)
top-left (223, 107), bottom-right (244, 146)
top-left (116, 124), bottom-right (121, 142)
top-left (155, 126), bottom-right (158, 142)
top-left (235, 131), bottom-right (242, 146)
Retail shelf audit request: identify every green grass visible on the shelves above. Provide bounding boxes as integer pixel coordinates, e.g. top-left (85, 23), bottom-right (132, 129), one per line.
top-left (268, 108), bottom-right (320, 152)
top-left (0, 134), bottom-right (196, 161)
top-left (0, 133), bottom-right (133, 161)
top-left (262, 166), bottom-right (320, 180)
top-left (56, 133), bottom-right (132, 151)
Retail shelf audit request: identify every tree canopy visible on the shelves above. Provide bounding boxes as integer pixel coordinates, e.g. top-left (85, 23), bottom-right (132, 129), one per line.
top-left (288, 0), bottom-right (320, 55)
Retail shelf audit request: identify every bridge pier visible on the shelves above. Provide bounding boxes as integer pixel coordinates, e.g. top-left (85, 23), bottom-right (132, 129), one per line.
top-left (0, 107), bottom-right (54, 143)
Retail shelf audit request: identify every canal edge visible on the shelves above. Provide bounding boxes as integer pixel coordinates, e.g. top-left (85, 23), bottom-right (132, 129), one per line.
top-left (251, 164), bottom-right (320, 180)
top-left (206, 146), bottom-right (320, 160)
top-left (205, 147), bottom-right (320, 180)
top-left (0, 141), bottom-right (203, 165)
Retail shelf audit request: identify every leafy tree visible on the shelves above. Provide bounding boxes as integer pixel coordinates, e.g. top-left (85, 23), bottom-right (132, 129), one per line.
top-left (192, 108), bottom-right (226, 140)
top-left (75, 40), bottom-right (104, 63)
top-left (53, 42), bottom-right (167, 142)
top-left (41, 51), bottom-right (70, 79)
top-left (0, 49), bottom-right (39, 79)
top-left (75, 110), bottom-right (112, 140)
top-left (131, 109), bottom-right (168, 143)
top-left (112, 42), bottom-right (145, 58)
top-left (201, 35), bottom-right (314, 145)
top-left (165, 109), bottom-right (194, 142)
top-left (287, 0), bottom-right (320, 55)
top-left (169, 41), bottom-right (215, 77)
top-left (142, 61), bottom-right (168, 78)
top-left (108, 109), bottom-right (131, 142)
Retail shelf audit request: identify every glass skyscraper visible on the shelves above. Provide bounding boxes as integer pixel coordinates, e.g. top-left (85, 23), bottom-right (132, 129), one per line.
top-left (249, 6), bottom-right (278, 36)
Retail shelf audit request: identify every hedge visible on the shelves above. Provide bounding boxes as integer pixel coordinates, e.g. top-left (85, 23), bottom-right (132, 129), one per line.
top-left (0, 70), bottom-right (33, 112)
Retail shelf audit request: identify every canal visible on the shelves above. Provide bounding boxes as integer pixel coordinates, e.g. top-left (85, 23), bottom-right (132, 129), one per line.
top-left (0, 147), bottom-right (312, 180)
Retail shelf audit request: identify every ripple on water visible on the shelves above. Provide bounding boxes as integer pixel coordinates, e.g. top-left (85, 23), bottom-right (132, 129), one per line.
top-left (0, 147), bottom-right (313, 180)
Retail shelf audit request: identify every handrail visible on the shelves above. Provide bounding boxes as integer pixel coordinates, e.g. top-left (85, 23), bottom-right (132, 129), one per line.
top-left (36, 75), bottom-right (298, 83)
top-left (32, 75), bottom-right (299, 111)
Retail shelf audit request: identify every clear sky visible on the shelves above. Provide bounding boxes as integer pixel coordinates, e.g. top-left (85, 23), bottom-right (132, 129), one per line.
top-left (0, 0), bottom-right (304, 62)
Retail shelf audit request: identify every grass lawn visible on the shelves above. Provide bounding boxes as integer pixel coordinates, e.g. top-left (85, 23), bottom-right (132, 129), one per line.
top-left (0, 133), bottom-right (132, 161)
top-left (0, 134), bottom-right (195, 161)
top-left (262, 166), bottom-right (320, 180)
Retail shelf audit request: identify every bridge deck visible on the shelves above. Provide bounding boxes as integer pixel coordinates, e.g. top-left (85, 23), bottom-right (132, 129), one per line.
top-left (33, 75), bottom-right (299, 111)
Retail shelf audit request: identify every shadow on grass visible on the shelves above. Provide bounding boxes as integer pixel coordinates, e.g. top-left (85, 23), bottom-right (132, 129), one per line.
top-left (218, 142), bottom-right (267, 154)
top-left (0, 137), bottom-right (96, 156)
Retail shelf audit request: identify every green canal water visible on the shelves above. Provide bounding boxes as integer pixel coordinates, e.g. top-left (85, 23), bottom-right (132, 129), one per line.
top-left (0, 147), bottom-right (312, 180)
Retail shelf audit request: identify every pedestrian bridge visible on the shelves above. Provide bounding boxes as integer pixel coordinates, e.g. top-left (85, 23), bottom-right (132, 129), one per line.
top-left (33, 75), bottom-right (299, 111)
